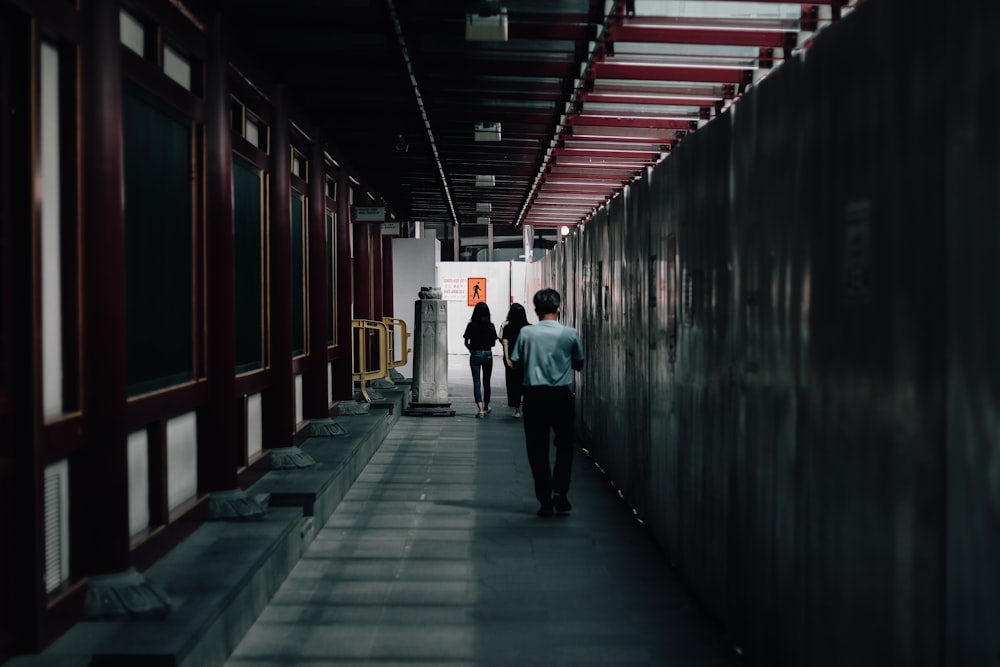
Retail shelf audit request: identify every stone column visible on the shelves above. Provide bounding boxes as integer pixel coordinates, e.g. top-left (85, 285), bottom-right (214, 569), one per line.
top-left (411, 289), bottom-right (449, 405)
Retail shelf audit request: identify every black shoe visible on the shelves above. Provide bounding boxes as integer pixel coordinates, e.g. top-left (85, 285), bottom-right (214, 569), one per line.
top-left (554, 494), bottom-right (572, 513)
top-left (537, 503), bottom-right (554, 518)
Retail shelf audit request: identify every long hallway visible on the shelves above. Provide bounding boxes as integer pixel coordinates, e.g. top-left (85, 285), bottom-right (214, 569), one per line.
top-left (223, 357), bottom-right (736, 666)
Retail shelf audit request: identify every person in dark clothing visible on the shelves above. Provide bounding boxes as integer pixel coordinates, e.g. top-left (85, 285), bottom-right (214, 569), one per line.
top-left (463, 301), bottom-right (498, 418)
top-left (499, 303), bottom-right (530, 418)
top-left (510, 289), bottom-right (584, 517)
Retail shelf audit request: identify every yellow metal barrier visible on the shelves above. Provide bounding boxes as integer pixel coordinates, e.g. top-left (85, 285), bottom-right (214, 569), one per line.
top-left (383, 317), bottom-right (412, 371)
top-left (351, 317), bottom-right (412, 402)
top-left (351, 319), bottom-right (389, 402)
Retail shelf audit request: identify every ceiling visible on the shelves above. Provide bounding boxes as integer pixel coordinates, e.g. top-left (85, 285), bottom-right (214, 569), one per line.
top-left (214, 0), bottom-right (859, 257)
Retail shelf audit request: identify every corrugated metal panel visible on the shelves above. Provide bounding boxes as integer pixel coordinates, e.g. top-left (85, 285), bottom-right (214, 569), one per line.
top-left (945, 1), bottom-right (1000, 665)
top-left (527, 1), bottom-right (960, 664)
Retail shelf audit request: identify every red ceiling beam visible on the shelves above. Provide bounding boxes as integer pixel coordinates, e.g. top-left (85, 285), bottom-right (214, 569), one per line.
top-left (568, 124), bottom-right (678, 141)
top-left (568, 114), bottom-right (697, 131)
top-left (579, 90), bottom-right (718, 107)
top-left (609, 24), bottom-right (791, 48)
top-left (547, 168), bottom-right (640, 178)
top-left (592, 61), bottom-right (751, 84)
top-left (554, 147), bottom-right (659, 161)
top-left (542, 180), bottom-right (632, 190)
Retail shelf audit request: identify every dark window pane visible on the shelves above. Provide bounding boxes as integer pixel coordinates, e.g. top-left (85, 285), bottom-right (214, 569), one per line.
top-left (326, 209), bottom-right (336, 346)
top-left (123, 87), bottom-right (193, 395)
top-left (291, 191), bottom-right (305, 356)
top-left (233, 155), bottom-right (264, 373)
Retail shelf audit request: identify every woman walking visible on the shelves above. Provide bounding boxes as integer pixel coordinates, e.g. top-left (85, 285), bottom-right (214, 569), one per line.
top-left (463, 302), bottom-right (498, 418)
top-left (500, 303), bottom-right (530, 418)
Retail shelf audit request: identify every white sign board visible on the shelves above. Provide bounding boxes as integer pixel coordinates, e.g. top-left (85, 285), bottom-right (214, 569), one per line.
top-left (441, 276), bottom-right (466, 301)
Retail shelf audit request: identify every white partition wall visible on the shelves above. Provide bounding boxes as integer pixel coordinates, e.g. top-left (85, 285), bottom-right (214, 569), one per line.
top-left (391, 237), bottom-right (440, 378)
top-left (438, 260), bottom-right (529, 355)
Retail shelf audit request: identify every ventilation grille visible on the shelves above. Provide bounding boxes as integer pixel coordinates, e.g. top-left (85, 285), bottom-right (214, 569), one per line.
top-left (43, 460), bottom-right (69, 593)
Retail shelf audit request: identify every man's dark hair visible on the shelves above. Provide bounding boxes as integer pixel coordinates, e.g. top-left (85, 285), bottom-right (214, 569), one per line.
top-left (533, 288), bottom-right (561, 316)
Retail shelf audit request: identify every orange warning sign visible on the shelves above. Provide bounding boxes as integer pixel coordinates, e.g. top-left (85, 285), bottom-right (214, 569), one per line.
top-left (467, 277), bottom-right (486, 306)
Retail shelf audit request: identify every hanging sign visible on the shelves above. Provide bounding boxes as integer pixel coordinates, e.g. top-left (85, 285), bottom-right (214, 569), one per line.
top-left (381, 222), bottom-right (400, 235)
top-left (352, 205), bottom-right (387, 222)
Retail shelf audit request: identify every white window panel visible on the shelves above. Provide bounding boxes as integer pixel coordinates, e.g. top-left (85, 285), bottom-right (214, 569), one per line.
top-left (295, 374), bottom-right (303, 425)
top-left (247, 393), bottom-right (263, 459)
top-left (163, 44), bottom-right (191, 91)
top-left (119, 9), bottom-right (145, 57)
top-left (40, 41), bottom-right (64, 420)
top-left (128, 429), bottom-right (150, 535)
top-left (166, 412), bottom-right (198, 511)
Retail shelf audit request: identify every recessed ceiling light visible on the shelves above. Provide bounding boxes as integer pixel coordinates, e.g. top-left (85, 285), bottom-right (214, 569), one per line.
top-left (465, 7), bottom-right (507, 41)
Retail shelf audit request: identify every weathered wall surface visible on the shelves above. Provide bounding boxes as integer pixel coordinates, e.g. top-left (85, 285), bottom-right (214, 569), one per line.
top-left (527, 1), bottom-right (996, 664)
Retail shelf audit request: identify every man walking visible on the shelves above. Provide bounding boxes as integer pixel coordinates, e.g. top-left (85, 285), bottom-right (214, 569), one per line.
top-left (510, 288), bottom-right (584, 517)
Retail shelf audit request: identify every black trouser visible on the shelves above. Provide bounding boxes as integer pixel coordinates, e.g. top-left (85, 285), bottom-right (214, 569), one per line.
top-left (521, 385), bottom-right (575, 505)
top-left (503, 361), bottom-right (523, 408)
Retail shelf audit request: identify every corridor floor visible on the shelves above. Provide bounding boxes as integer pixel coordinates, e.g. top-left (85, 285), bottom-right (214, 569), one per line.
top-left (224, 356), bottom-right (737, 666)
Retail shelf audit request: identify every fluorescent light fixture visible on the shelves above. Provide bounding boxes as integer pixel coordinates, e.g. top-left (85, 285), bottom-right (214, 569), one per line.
top-left (475, 175), bottom-right (496, 187)
top-left (465, 8), bottom-right (508, 41)
top-left (477, 217), bottom-right (491, 224)
top-left (476, 202), bottom-right (492, 213)
top-left (475, 121), bottom-right (501, 141)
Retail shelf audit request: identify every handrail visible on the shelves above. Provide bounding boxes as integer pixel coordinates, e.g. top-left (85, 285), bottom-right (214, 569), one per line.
top-left (383, 317), bottom-right (412, 371)
top-left (350, 319), bottom-right (389, 402)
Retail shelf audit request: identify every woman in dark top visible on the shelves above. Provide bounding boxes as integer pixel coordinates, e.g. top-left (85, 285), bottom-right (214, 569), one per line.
top-left (463, 301), bottom-right (498, 418)
top-left (500, 303), bottom-right (530, 418)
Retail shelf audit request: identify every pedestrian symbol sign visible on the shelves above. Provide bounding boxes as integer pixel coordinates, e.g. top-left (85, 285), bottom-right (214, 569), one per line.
top-left (467, 278), bottom-right (486, 306)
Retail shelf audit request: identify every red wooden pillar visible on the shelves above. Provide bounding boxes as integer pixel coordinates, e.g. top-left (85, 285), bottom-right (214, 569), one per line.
top-left (76, 0), bottom-right (130, 577)
top-left (353, 212), bottom-right (372, 321)
top-left (382, 236), bottom-right (395, 318)
top-left (371, 225), bottom-right (384, 322)
top-left (199, 12), bottom-right (240, 490)
top-left (264, 88), bottom-right (294, 446)
top-left (4, 5), bottom-right (42, 652)
top-left (353, 211), bottom-right (375, 380)
top-left (303, 134), bottom-right (329, 418)
top-left (330, 169), bottom-right (353, 400)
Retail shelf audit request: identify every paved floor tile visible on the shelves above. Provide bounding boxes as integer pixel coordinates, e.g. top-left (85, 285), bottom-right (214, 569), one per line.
top-left (225, 357), bottom-right (735, 667)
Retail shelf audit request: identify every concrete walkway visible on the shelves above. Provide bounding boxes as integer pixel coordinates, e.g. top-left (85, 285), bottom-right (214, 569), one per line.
top-left (224, 356), bottom-right (737, 667)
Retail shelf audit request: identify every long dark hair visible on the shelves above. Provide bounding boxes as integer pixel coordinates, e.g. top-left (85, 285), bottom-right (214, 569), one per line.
top-left (504, 303), bottom-right (528, 328)
top-left (502, 302), bottom-right (529, 340)
top-left (470, 301), bottom-right (491, 323)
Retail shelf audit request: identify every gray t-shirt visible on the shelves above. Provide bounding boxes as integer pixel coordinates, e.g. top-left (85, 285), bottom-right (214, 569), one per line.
top-left (510, 320), bottom-right (584, 387)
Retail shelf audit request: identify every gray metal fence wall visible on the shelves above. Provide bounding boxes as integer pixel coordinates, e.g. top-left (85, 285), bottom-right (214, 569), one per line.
top-left (527, 1), bottom-right (997, 664)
